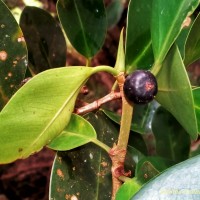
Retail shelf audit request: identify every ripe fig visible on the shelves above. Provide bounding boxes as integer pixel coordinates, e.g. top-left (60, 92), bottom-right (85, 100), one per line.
top-left (123, 70), bottom-right (158, 104)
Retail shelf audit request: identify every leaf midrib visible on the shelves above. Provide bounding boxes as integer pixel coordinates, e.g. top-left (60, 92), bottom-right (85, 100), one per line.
top-left (131, 40), bottom-right (152, 67)
top-left (73, 0), bottom-right (90, 57)
top-left (21, 80), bottom-right (87, 157)
top-left (62, 131), bottom-right (96, 140)
top-left (156, 2), bottom-right (187, 63)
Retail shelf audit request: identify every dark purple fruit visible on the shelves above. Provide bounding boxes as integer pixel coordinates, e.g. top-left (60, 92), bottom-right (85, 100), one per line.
top-left (123, 70), bottom-right (158, 104)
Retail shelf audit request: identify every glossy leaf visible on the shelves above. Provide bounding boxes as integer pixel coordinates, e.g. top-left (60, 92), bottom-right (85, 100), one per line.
top-left (0, 0), bottom-right (28, 109)
top-left (20, 6), bottom-right (67, 74)
top-left (155, 45), bottom-right (198, 139)
top-left (57, 0), bottom-right (107, 58)
top-left (0, 67), bottom-right (94, 164)
top-left (106, 0), bottom-right (124, 29)
top-left (48, 114), bottom-right (96, 150)
top-left (132, 155), bottom-right (200, 199)
top-left (176, 21), bottom-right (192, 59)
top-left (135, 157), bottom-right (174, 185)
top-left (184, 13), bottom-right (200, 66)
top-left (128, 133), bottom-right (148, 157)
top-left (116, 178), bottom-right (141, 200)
top-left (193, 87), bottom-right (200, 132)
top-left (151, 0), bottom-right (199, 65)
top-left (102, 102), bottom-right (156, 134)
top-left (152, 107), bottom-right (190, 163)
top-left (127, 146), bottom-right (146, 166)
top-left (49, 111), bottom-right (120, 200)
top-left (125, 0), bottom-right (154, 73)
top-left (50, 150), bottom-right (112, 200)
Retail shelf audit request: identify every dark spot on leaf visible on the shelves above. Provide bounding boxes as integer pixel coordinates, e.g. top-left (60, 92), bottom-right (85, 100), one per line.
top-left (18, 148), bottom-right (23, 152)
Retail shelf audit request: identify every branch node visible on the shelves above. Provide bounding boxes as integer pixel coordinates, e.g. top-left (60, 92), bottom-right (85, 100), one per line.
top-left (109, 145), bottom-right (131, 178)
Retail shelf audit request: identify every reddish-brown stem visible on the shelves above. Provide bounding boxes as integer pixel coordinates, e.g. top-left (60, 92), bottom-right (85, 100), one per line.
top-left (109, 145), bottom-right (131, 199)
top-left (74, 91), bottom-right (121, 115)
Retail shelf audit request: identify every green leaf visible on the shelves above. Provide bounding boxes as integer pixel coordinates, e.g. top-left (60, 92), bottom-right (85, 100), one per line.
top-left (102, 102), bottom-right (156, 134)
top-left (151, 0), bottom-right (199, 65)
top-left (48, 114), bottom-right (96, 150)
top-left (176, 21), bottom-right (192, 59)
top-left (131, 155), bottom-right (200, 199)
top-left (106, 0), bottom-right (124, 29)
top-left (0, 0), bottom-right (27, 109)
top-left (128, 133), bottom-right (148, 157)
top-left (0, 67), bottom-right (94, 164)
top-left (50, 150), bottom-right (112, 200)
top-left (184, 13), bottom-right (200, 66)
top-left (125, 0), bottom-right (154, 73)
top-left (49, 111), bottom-right (119, 200)
top-left (116, 178), bottom-right (141, 200)
top-left (20, 6), bottom-right (67, 74)
top-left (57, 0), bottom-right (107, 58)
top-left (155, 45), bottom-right (198, 139)
top-left (135, 157), bottom-right (174, 185)
top-left (127, 146), bottom-right (146, 165)
top-left (193, 87), bottom-right (200, 132)
top-left (152, 106), bottom-right (190, 163)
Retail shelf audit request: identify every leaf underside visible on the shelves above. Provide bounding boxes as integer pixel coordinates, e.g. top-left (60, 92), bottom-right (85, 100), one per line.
top-left (48, 114), bottom-right (97, 151)
top-left (155, 45), bottom-right (198, 139)
top-left (0, 67), bottom-right (93, 164)
top-left (132, 155), bottom-right (200, 199)
top-left (49, 111), bottom-right (120, 200)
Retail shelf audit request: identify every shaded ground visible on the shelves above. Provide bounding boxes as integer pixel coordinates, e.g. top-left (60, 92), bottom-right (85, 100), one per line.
top-left (0, 148), bottom-right (55, 200)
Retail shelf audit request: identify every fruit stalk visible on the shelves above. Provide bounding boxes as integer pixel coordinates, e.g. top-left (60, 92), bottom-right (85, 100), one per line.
top-left (116, 73), bottom-right (133, 149)
top-left (109, 72), bottom-right (133, 200)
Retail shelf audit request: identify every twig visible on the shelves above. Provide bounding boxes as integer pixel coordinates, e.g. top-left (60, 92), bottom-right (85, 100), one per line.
top-left (109, 72), bottom-right (133, 200)
top-left (74, 91), bottom-right (121, 115)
